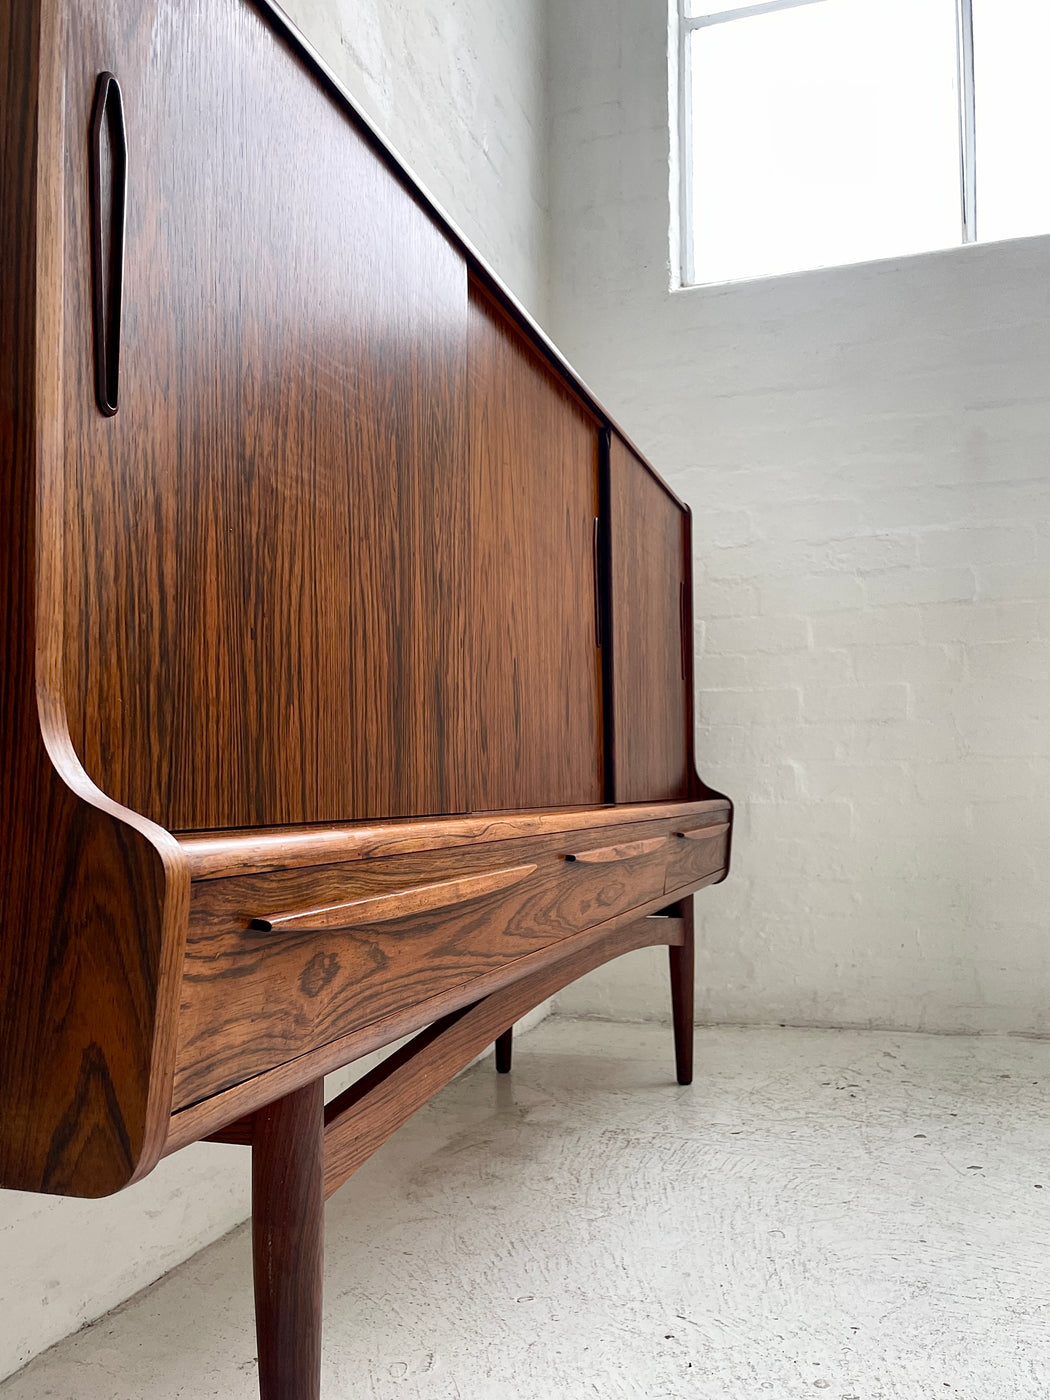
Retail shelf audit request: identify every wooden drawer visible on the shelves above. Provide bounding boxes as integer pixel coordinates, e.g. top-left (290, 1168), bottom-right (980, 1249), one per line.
top-left (663, 819), bottom-right (731, 896)
top-left (172, 815), bottom-right (728, 1108)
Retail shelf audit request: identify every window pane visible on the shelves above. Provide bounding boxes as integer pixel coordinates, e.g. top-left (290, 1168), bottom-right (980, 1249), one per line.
top-left (687, 0), bottom-right (961, 284)
top-left (973, 0), bottom-right (1050, 243)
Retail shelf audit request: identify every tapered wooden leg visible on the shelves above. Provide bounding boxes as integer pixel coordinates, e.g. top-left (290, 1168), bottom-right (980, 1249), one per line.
top-left (495, 1026), bottom-right (513, 1073)
top-left (668, 897), bottom-right (695, 1086)
top-left (252, 1079), bottom-right (325, 1400)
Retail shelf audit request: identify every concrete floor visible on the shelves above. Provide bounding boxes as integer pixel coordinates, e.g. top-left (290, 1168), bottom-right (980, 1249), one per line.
top-left (4, 1018), bottom-right (1050, 1399)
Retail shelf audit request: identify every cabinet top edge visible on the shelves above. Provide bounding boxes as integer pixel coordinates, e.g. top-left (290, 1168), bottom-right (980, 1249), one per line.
top-left (178, 799), bottom-right (732, 880)
top-left (249, 0), bottom-right (688, 515)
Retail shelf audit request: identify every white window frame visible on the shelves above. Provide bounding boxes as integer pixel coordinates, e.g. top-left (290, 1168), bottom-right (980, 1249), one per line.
top-left (677, 0), bottom-right (979, 287)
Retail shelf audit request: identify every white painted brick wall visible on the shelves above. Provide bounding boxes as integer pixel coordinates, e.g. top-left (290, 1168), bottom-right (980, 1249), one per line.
top-left (284, 0), bottom-right (549, 318)
top-left (547, 0), bottom-right (1050, 1037)
top-left (0, 1), bottom-right (551, 1379)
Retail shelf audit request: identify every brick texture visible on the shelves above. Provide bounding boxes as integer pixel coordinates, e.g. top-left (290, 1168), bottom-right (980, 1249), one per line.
top-left (547, 0), bottom-right (1050, 1035)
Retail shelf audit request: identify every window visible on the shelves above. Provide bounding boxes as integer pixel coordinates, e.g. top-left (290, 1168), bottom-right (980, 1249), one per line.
top-left (678, 0), bottom-right (1050, 285)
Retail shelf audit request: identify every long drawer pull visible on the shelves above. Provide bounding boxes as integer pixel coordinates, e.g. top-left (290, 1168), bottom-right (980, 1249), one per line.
top-left (565, 835), bottom-right (670, 865)
top-left (250, 863), bottom-right (537, 933)
top-left (674, 822), bottom-right (730, 842)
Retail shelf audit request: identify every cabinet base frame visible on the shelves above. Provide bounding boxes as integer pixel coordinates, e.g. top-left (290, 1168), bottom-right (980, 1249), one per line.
top-left (222, 903), bottom-right (696, 1399)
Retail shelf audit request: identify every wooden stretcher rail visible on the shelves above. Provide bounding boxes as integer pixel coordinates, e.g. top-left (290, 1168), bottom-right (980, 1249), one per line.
top-left (320, 913), bottom-right (687, 1199)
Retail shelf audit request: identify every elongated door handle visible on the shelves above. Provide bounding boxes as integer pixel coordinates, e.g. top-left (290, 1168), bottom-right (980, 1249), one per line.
top-left (565, 835), bottom-right (670, 864)
top-left (250, 863), bottom-right (537, 933)
top-left (89, 72), bottom-right (127, 416)
top-left (674, 822), bottom-right (730, 842)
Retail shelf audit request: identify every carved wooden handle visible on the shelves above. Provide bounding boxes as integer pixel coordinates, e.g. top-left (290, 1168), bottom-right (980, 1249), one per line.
top-left (89, 72), bottom-right (127, 416)
top-left (564, 835), bottom-right (670, 864)
top-left (674, 822), bottom-right (730, 842)
top-left (250, 863), bottom-right (537, 933)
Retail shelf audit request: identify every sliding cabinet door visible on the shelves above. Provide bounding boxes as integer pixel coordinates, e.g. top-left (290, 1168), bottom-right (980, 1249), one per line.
top-left (59, 0), bottom-right (472, 830)
top-left (606, 434), bottom-right (693, 802)
top-left (468, 282), bottom-right (603, 810)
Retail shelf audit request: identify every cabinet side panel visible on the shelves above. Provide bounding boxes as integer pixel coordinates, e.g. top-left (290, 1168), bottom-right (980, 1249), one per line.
top-left (468, 283), bottom-right (602, 811)
top-left (608, 434), bottom-right (691, 802)
top-left (61, 0), bottom-right (471, 831)
top-left (0, 0), bottom-right (187, 1198)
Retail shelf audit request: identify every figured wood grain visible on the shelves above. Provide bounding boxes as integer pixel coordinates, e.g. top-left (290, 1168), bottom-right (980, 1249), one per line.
top-left (173, 816), bottom-right (704, 1108)
top-left (248, 2), bottom-right (688, 511)
top-left (59, 0), bottom-right (472, 832)
top-left (469, 278), bottom-right (603, 811)
top-left (606, 433), bottom-right (693, 803)
top-left (662, 826), bottom-right (728, 897)
top-left (321, 912), bottom-right (687, 1200)
top-left (252, 863), bottom-right (538, 932)
top-left (252, 1080), bottom-right (324, 1400)
top-left (0, 0), bottom-right (189, 1198)
top-left (566, 835), bottom-right (670, 864)
top-left (180, 798), bottom-right (731, 880)
top-left (165, 866), bottom-right (728, 1153)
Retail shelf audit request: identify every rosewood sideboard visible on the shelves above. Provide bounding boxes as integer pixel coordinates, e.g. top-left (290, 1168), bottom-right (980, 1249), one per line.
top-left (0, 1), bottom-right (733, 1394)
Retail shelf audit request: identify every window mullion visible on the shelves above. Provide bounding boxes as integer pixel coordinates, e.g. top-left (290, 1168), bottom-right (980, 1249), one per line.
top-left (956, 0), bottom-right (977, 242)
top-left (679, 0), bottom-right (695, 286)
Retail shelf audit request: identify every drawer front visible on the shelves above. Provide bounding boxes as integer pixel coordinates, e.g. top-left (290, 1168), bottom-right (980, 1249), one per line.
top-left (663, 819), bottom-right (731, 896)
top-left (173, 816), bottom-right (727, 1108)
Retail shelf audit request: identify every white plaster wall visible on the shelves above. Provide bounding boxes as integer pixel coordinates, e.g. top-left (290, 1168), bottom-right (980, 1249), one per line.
top-left (1, 0), bottom-right (552, 1380)
top-left (0, 1146), bottom-right (251, 1381)
top-left (282, 0), bottom-right (550, 319)
top-left (546, 1), bottom-right (1050, 1035)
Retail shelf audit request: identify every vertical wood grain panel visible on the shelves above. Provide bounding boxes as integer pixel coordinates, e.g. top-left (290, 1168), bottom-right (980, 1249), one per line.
top-left (60, 0), bottom-right (472, 831)
top-left (607, 434), bottom-right (691, 802)
top-left (0, 0), bottom-right (189, 1198)
top-left (468, 281), bottom-right (602, 811)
